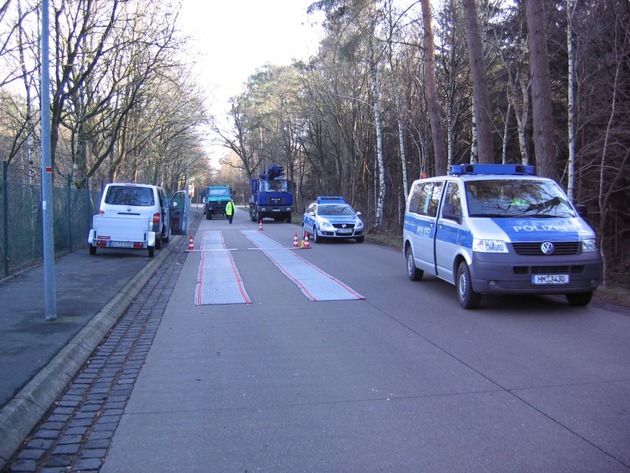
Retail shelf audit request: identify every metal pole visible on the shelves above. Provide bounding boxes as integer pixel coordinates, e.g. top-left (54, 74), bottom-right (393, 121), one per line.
top-left (41, 0), bottom-right (57, 320)
top-left (2, 161), bottom-right (8, 277)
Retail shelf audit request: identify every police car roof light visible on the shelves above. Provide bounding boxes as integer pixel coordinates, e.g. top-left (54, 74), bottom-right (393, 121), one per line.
top-left (450, 164), bottom-right (536, 176)
top-left (317, 196), bottom-right (346, 203)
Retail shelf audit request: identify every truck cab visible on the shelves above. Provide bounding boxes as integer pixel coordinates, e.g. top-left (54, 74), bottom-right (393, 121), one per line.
top-left (203, 185), bottom-right (232, 220)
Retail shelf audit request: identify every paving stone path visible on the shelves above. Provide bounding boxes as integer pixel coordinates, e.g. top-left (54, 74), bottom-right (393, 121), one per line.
top-left (2, 223), bottom-right (195, 473)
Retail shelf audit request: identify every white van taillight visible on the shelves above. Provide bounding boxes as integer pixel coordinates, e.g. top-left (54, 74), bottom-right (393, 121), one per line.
top-left (153, 213), bottom-right (161, 224)
top-left (99, 210), bottom-right (105, 214)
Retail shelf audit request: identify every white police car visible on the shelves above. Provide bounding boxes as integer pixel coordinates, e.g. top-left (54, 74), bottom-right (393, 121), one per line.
top-left (403, 164), bottom-right (601, 309)
top-left (303, 196), bottom-right (365, 243)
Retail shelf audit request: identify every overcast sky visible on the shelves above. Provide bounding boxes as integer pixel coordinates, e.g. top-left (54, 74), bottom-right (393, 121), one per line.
top-left (179, 0), bottom-right (323, 119)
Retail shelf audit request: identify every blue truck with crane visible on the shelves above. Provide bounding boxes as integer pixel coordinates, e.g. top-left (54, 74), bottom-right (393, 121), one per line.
top-left (249, 165), bottom-right (294, 223)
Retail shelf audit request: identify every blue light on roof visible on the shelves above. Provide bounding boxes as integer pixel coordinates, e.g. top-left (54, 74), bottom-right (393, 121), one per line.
top-left (317, 196), bottom-right (346, 203)
top-left (450, 164), bottom-right (536, 176)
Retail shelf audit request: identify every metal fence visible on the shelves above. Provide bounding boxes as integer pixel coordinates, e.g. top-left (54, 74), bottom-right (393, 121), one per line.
top-left (1, 173), bottom-right (100, 278)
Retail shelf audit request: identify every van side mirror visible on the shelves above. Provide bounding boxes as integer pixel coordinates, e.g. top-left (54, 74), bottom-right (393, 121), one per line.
top-left (442, 203), bottom-right (461, 223)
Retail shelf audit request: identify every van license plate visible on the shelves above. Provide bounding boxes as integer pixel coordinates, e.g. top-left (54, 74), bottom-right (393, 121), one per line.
top-left (532, 274), bottom-right (569, 285)
top-left (109, 241), bottom-right (134, 248)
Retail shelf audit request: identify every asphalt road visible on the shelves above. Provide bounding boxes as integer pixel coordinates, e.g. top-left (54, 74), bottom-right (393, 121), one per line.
top-left (101, 209), bottom-right (629, 472)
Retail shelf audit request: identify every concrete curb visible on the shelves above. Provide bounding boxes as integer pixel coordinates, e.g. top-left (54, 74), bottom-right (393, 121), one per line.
top-left (0, 241), bottom-right (176, 469)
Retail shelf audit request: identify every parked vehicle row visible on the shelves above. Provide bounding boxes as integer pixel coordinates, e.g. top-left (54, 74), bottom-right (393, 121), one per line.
top-left (95, 166), bottom-right (603, 311)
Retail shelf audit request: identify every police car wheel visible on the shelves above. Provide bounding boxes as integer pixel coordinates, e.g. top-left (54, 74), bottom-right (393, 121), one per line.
top-left (456, 262), bottom-right (481, 309)
top-left (312, 226), bottom-right (320, 243)
top-left (566, 292), bottom-right (593, 306)
top-left (405, 246), bottom-right (423, 281)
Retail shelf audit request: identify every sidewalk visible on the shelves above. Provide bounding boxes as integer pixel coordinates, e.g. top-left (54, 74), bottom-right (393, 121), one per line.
top-left (0, 235), bottom-right (179, 468)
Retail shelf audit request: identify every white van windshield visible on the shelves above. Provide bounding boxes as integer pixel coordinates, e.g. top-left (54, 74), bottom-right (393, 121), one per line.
top-left (465, 180), bottom-right (576, 218)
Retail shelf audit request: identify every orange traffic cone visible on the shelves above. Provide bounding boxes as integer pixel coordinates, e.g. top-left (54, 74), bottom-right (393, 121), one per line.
top-left (188, 234), bottom-right (195, 251)
top-left (303, 233), bottom-right (311, 249)
top-left (293, 232), bottom-right (299, 248)
top-left (258, 220), bottom-right (264, 231)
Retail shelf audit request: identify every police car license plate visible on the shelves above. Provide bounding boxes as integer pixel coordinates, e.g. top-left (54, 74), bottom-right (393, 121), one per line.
top-left (532, 274), bottom-right (569, 285)
top-left (337, 228), bottom-right (352, 234)
top-left (109, 241), bottom-right (134, 248)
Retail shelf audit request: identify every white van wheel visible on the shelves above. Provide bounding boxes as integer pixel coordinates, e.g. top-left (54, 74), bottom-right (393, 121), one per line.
top-left (457, 262), bottom-right (481, 309)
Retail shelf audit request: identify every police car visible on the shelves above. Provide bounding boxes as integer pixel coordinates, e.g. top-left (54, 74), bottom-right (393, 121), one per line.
top-left (303, 196), bottom-right (365, 243)
top-left (403, 164), bottom-right (601, 309)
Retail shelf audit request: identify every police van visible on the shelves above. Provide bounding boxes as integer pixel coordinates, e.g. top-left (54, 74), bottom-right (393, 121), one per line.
top-left (402, 164), bottom-right (601, 309)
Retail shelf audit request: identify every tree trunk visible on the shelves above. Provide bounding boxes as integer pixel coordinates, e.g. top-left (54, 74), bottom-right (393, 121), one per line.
top-left (461, 0), bottom-right (494, 164)
top-left (420, 0), bottom-right (447, 175)
top-left (526, 0), bottom-right (557, 180)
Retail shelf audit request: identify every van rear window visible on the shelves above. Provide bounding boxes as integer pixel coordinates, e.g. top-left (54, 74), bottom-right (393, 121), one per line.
top-left (105, 186), bottom-right (154, 206)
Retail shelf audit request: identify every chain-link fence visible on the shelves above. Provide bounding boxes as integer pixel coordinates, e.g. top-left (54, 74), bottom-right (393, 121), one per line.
top-left (0, 177), bottom-right (100, 278)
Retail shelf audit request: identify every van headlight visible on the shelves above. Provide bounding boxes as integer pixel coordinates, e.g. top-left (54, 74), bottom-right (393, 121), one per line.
top-left (473, 239), bottom-right (508, 253)
top-left (581, 239), bottom-right (598, 252)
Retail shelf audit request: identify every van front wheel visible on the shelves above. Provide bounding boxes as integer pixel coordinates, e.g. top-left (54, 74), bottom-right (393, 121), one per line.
top-left (566, 292), bottom-right (593, 306)
top-left (456, 262), bottom-right (481, 309)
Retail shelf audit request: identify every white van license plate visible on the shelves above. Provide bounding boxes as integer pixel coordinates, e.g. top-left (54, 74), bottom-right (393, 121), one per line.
top-left (109, 241), bottom-right (134, 248)
top-left (532, 274), bottom-right (569, 285)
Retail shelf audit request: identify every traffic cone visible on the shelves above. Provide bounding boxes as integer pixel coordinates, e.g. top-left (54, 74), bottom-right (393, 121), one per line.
top-left (187, 234), bottom-right (195, 251)
top-left (293, 232), bottom-right (299, 248)
top-left (303, 233), bottom-right (311, 249)
top-left (258, 220), bottom-right (264, 231)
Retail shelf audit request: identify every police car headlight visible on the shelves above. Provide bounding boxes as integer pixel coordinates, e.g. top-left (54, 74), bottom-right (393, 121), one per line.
top-left (320, 220), bottom-right (334, 230)
top-left (581, 239), bottom-right (598, 252)
top-left (356, 220), bottom-right (364, 230)
top-left (473, 239), bottom-right (508, 253)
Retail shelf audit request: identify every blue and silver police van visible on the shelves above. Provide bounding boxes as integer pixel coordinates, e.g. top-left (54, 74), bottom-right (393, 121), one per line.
top-left (402, 164), bottom-right (602, 309)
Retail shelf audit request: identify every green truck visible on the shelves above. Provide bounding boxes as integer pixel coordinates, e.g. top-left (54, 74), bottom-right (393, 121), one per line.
top-left (202, 185), bottom-right (233, 220)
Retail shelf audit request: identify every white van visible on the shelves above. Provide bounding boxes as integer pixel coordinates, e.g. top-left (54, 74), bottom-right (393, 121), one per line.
top-left (403, 164), bottom-right (602, 309)
top-left (88, 183), bottom-right (182, 257)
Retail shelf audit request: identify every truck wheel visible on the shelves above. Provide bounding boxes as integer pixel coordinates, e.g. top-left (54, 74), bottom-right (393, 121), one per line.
top-left (89, 245), bottom-right (97, 256)
top-left (285, 214), bottom-right (292, 223)
top-left (148, 246), bottom-right (155, 257)
top-left (405, 246), bottom-right (423, 281)
top-left (456, 262), bottom-right (481, 309)
top-left (206, 211), bottom-right (211, 220)
top-left (566, 292), bottom-right (593, 306)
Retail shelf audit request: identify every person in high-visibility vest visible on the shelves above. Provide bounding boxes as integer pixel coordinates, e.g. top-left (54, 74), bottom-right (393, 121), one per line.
top-left (225, 199), bottom-right (235, 224)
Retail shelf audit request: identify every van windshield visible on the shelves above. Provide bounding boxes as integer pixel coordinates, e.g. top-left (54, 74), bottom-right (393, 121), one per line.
top-left (465, 180), bottom-right (576, 218)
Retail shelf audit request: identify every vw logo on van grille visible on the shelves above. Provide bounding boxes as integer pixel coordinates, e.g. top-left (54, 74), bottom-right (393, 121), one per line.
top-left (540, 241), bottom-right (555, 255)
